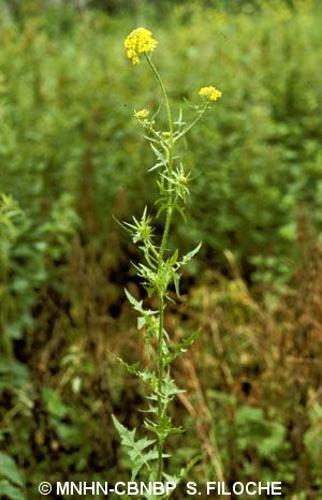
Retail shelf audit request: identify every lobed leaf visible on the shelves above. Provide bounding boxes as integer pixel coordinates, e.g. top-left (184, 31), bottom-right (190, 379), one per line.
top-left (112, 415), bottom-right (158, 480)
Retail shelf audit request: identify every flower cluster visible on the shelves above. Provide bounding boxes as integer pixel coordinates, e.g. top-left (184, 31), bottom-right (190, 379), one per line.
top-left (124, 28), bottom-right (158, 65)
top-left (198, 86), bottom-right (222, 102)
top-left (134, 108), bottom-right (150, 120)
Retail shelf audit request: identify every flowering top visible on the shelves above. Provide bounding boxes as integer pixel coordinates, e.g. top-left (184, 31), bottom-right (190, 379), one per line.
top-left (198, 86), bottom-right (222, 102)
top-left (134, 108), bottom-right (150, 120)
top-left (124, 28), bottom-right (158, 65)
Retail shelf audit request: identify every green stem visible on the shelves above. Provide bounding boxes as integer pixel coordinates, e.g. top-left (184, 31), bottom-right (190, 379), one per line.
top-left (145, 55), bottom-right (174, 261)
top-left (156, 292), bottom-right (164, 481)
top-left (145, 54), bottom-right (175, 481)
top-left (145, 55), bottom-right (173, 142)
top-left (174, 103), bottom-right (208, 143)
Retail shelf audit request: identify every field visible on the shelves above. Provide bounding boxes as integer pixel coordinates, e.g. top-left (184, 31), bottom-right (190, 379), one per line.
top-left (0, 1), bottom-right (321, 498)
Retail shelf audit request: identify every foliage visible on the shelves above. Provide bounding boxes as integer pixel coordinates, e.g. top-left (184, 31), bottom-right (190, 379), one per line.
top-left (0, 193), bottom-right (78, 347)
top-left (0, 452), bottom-right (26, 500)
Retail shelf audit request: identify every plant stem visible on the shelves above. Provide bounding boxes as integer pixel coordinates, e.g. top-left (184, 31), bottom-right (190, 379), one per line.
top-left (145, 55), bottom-right (173, 143)
top-left (174, 103), bottom-right (208, 143)
top-left (145, 54), bottom-right (175, 481)
top-left (156, 292), bottom-right (164, 481)
top-left (145, 55), bottom-right (175, 262)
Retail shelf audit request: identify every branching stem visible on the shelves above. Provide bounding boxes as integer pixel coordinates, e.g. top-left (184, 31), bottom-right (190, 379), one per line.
top-left (174, 103), bottom-right (208, 142)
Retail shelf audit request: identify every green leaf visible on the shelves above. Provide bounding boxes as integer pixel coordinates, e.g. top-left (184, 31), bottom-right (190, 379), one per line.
top-left (137, 316), bottom-right (146, 329)
top-left (42, 388), bottom-right (68, 419)
top-left (164, 331), bottom-right (200, 365)
top-left (0, 359), bottom-right (30, 391)
top-left (0, 480), bottom-right (26, 500)
top-left (180, 242), bottom-right (202, 266)
top-left (0, 453), bottom-right (25, 488)
top-left (112, 415), bottom-right (157, 480)
top-left (173, 272), bottom-right (181, 297)
top-left (124, 288), bottom-right (143, 313)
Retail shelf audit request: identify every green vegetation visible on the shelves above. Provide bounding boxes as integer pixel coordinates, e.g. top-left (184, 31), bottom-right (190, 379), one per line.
top-left (0, 1), bottom-right (321, 498)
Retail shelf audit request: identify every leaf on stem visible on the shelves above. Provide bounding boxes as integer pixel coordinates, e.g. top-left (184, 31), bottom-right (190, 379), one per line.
top-left (112, 415), bottom-right (158, 480)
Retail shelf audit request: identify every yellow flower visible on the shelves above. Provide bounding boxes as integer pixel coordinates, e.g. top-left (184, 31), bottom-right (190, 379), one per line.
top-left (124, 28), bottom-right (158, 65)
top-left (134, 108), bottom-right (150, 120)
top-left (198, 86), bottom-right (222, 102)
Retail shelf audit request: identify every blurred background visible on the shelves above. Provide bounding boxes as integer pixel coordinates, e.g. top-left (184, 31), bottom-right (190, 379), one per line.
top-left (0, 0), bottom-right (321, 498)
